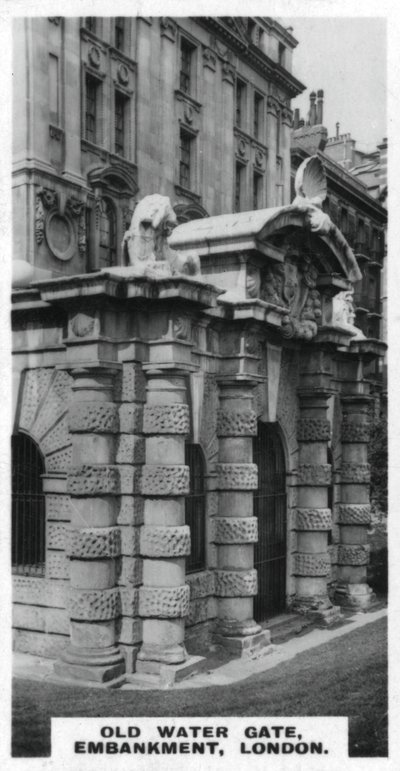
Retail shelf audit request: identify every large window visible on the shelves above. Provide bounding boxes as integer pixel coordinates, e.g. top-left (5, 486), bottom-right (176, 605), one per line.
top-left (235, 162), bottom-right (245, 212)
top-left (185, 444), bottom-right (206, 573)
top-left (85, 74), bottom-right (100, 144)
top-left (253, 172), bottom-right (263, 210)
top-left (179, 130), bottom-right (192, 189)
top-left (114, 91), bottom-right (128, 156)
top-left (12, 433), bottom-right (45, 577)
top-left (115, 17), bottom-right (125, 50)
top-left (236, 79), bottom-right (246, 128)
top-left (180, 39), bottom-right (194, 94)
top-left (99, 199), bottom-right (116, 267)
top-left (254, 92), bottom-right (263, 139)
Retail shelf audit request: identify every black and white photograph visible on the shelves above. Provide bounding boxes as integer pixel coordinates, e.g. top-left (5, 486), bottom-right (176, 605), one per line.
top-left (2, 1), bottom-right (396, 767)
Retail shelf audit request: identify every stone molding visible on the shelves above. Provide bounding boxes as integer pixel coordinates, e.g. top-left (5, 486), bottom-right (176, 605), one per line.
top-left (141, 465), bottom-right (189, 496)
top-left (338, 504), bottom-right (371, 525)
top-left (140, 526), bottom-right (191, 557)
top-left (294, 553), bottom-right (330, 576)
top-left (214, 569), bottom-right (258, 597)
top-left (297, 418), bottom-right (330, 442)
top-left (338, 545), bottom-right (369, 566)
top-left (68, 587), bottom-right (121, 621)
top-left (297, 464), bottom-right (331, 486)
top-left (213, 517), bottom-right (258, 544)
top-left (67, 465), bottom-right (120, 495)
top-left (341, 419), bottom-right (370, 443)
top-left (296, 508), bottom-right (332, 531)
top-left (66, 527), bottom-right (121, 558)
top-left (340, 463), bottom-right (371, 484)
top-left (143, 404), bottom-right (190, 435)
top-left (139, 585), bottom-right (190, 617)
top-left (216, 409), bottom-right (257, 437)
top-left (69, 402), bottom-right (119, 433)
top-left (216, 463), bottom-right (258, 490)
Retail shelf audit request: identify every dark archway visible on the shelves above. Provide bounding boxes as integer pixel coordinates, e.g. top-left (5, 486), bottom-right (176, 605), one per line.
top-left (253, 422), bottom-right (287, 621)
top-left (12, 433), bottom-right (46, 577)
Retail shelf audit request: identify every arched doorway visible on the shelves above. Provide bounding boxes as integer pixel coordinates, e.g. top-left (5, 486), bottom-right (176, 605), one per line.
top-left (12, 432), bottom-right (46, 577)
top-left (253, 422), bottom-right (287, 622)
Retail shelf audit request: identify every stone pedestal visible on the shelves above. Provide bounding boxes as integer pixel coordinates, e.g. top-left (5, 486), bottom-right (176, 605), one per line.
top-left (214, 381), bottom-right (270, 653)
top-left (136, 368), bottom-right (191, 673)
top-left (54, 365), bottom-right (125, 683)
top-left (334, 395), bottom-right (375, 610)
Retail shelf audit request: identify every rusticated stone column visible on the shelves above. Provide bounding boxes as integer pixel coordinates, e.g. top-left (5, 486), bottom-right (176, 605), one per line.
top-left (136, 371), bottom-right (191, 673)
top-left (294, 384), bottom-right (340, 624)
top-left (54, 365), bottom-right (125, 683)
top-left (214, 382), bottom-right (271, 655)
top-left (334, 395), bottom-right (374, 609)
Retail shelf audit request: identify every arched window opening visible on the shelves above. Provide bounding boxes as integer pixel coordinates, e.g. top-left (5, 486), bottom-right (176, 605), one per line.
top-left (99, 199), bottom-right (117, 268)
top-left (12, 433), bottom-right (45, 577)
top-left (185, 443), bottom-right (206, 573)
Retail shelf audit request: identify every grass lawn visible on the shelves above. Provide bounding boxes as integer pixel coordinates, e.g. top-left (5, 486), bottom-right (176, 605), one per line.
top-left (12, 616), bottom-right (387, 758)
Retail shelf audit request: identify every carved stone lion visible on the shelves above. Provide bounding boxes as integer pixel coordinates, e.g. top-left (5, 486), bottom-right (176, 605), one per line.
top-left (121, 194), bottom-right (201, 278)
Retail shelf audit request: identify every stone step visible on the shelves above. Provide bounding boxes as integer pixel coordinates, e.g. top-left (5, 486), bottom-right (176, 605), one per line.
top-left (264, 613), bottom-right (315, 644)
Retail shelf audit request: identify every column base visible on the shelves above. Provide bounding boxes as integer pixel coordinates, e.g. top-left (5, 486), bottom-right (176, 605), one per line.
top-left (214, 629), bottom-right (272, 658)
top-left (291, 596), bottom-right (343, 626)
top-left (136, 642), bottom-right (187, 668)
top-left (54, 645), bottom-right (125, 683)
top-left (134, 655), bottom-right (206, 685)
top-left (334, 582), bottom-right (376, 611)
top-left (216, 617), bottom-right (261, 637)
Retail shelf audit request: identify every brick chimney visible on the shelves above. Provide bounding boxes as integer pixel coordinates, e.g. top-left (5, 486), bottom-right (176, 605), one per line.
top-left (292, 88), bottom-right (328, 153)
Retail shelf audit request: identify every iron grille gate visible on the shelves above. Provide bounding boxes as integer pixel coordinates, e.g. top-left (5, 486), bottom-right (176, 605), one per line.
top-left (12, 433), bottom-right (46, 577)
top-left (253, 423), bottom-right (287, 622)
top-left (185, 443), bottom-right (206, 573)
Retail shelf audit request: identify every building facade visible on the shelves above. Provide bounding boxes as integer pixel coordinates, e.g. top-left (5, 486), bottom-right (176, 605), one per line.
top-left (11, 18), bottom-right (385, 685)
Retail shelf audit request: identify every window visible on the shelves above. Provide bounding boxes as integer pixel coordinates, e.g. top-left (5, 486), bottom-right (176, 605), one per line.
top-left (114, 91), bottom-right (127, 156)
top-left (185, 444), bottom-right (206, 573)
top-left (236, 79), bottom-right (246, 128)
top-left (254, 92), bottom-right (263, 139)
top-left (85, 17), bottom-right (96, 33)
top-left (99, 199), bottom-right (116, 267)
top-left (276, 110), bottom-right (281, 155)
top-left (179, 130), bottom-right (192, 189)
top-left (180, 39), bottom-right (193, 94)
top-left (115, 17), bottom-right (124, 50)
top-left (276, 157), bottom-right (284, 206)
top-left (12, 433), bottom-right (45, 577)
top-left (278, 42), bottom-right (286, 66)
top-left (49, 54), bottom-right (59, 124)
top-left (85, 74), bottom-right (99, 144)
top-left (235, 162), bottom-right (244, 212)
top-left (253, 172), bottom-right (263, 210)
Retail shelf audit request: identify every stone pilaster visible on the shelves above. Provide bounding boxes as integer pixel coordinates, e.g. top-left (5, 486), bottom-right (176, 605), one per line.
top-left (136, 370), bottom-right (191, 673)
top-left (214, 381), bottom-right (270, 655)
top-left (334, 394), bottom-right (375, 610)
top-left (54, 365), bottom-right (125, 683)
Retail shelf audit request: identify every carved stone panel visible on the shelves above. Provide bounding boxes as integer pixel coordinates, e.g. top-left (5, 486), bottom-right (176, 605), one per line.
top-left (296, 508), bottom-right (332, 531)
top-left (141, 465), bottom-right (190, 496)
top-left (213, 517), bottom-right (258, 544)
top-left (217, 409), bottom-right (257, 437)
top-left (338, 504), bottom-right (371, 525)
top-left (214, 569), bottom-right (258, 597)
top-left (139, 585), bottom-right (190, 617)
top-left (297, 418), bottom-right (331, 442)
top-left (294, 553), bottom-right (330, 576)
top-left (217, 463), bottom-right (258, 490)
top-left (68, 587), bottom-right (121, 621)
top-left (143, 404), bottom-right (190, 435)
top-left (140, 526), bottom-right (191, 557)
top-left (337, 545), bottom-right (369, 566)
top-left (66, 527), bottom-right (121, 559)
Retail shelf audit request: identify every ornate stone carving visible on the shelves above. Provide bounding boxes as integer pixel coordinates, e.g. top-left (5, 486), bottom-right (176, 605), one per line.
top-left (66, 527), bottom-right (121, 558)
top-left (35, 187), bottom-right (58, 245)
top-left (294, 553), bottom-right (330, 576)
top-left (267, 95), bottom-right (280, 117)
top-left (139, 585), bottom-right (190, 617)
top-left (214, 569), bottom-right (258, 597)
top-left (217, 409), bottom-right (257, 437)
top-left (67, 465), bottom-right (120, 495)
top-left (140, 526), bottom-right (190, 557)
top-left (117, 63), bottom-right (129, 86)
top-left (297, 418), bottom-right (330, 442)
top-left (46, 494), bottom-right (72, 521)
top-left (296, 508), bottom-right (332, 531)
top-left (141, 465), bottom-right (190, 496)
top-left (213, 517), bottom-right (258, 544)
top-left (121, 195), bottom-right (200, 278)
top-left (121, 363), bottom-right (147, 403)
top-left (69, 402), bottom-right (119, 433)
top-left (261, 254), bottom-right (322, 340)
top-left (340, 463), bottom-right (370, 484)
top-left (222, 61), bottom-right (235, 84)
top-left (217, 463), bottom-right (258, 490)
top-left (65, 196), bottom-right (84, 218)
top-left (337, 545), bottom-right (369, 566)
top-left (202, 47), bottom-right (217, 70)
top-left (119, 403), bottom-right (143, 433)
top-left (186, 571), bottom-right (215, 599)
top-left (88, 44), bottom-right (101, 68)
top-left (143, 404), bottom-right (190, 435)
top-left (341, 417), bottom-right (370, 443)
top-left (298, 464), bottom-right (331, 486)
top-left (160, 17), bottom-right (177, 41)
top-left (68, 587), bottom-right (121, 621)
top-left (172, 314), bottom-right (191, 340)
top-left (332, 289), bottom-right (366, 341)
top-left (70, 312), bottom-right (99, 338)
top-left (338, 504), bottom-right (371, 525)
top-left (281, 107), bottom-right (293, 127)
top-left (19, 368), bottom-right (53, 432)
top-left (116, 435), bottom-right (145, 465)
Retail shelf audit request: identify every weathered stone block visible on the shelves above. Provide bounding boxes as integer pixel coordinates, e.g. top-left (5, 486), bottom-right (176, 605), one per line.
top-left (116, 435), bottom-right (145, 464)
top-left (40, 413), bottom-right (70, 455)
top-left (216, 463), bottom-right (258, 490)
top-left (214, 569), bottom-right (258, 597)
top-left (118, 465), bottom-right (142, 494)
top-left (117, 496), bottom-right (144, 526)
top-left (213, 517), bottom-right (258, 543)
top-left (13, 629), bottom-right (68, 658)
top-left (298, 464), bottom-right (331, 485)
top-left (69, 402), bottom-right (119, 433)
top-left (12, 576), bottom-right (68, 608)
top-left (67, 465), bottom-right (120, 495)
top-left (143, 404), bottom-right (190, 435)
top-left (120, 526), bottom-right (141, 556)
top-left (297, 418), bottom-right (331, 442)
top-left (341, 417), bottom-right (370, 443)
top-left (296, 508), bottom-right (332, 531)
top-left (117, 617), bottom-right (143, 645)
top-left (139, 585), bottom-right (190, 617)
top-left (337, 545), bottom-right (369, 566)
top-left (121, 362), bottom-right (147, 403)
top-left (340, 463), bottom-right (371, 484)
top-left (47, 522), bottom-right (67, 550)
top-left (46, 446), bottom-right (73, 472)
top-left (186, 571), bottom-right (215, 599)
top-left (338, 504), bottom-right (371, 525)
top-left (118, 556), bottom-right (143, 586)
top-left (119, 403), bottom-right (143, 433)
top-left (217, 409), bottom-right (257, 437)
top-left (46, 494), bottom-right (72, 521)
top-left (185, 597), bottom-right (209, 627)
top-left (141, 465), bottom-right (190, 496)
top-left (66, 527), bottom-right (121, 558)
top-left (120, 587), bottom-right (140, 617)
top-left (47, 551), bottom-right (69, 580)
top-left (294, 553), bottom-right (330, 576)
top-left (19, 368), bottom-right (53, 432)
top-left (140, 525), bottom-right (191, 557)
top-left (67, 587), bottom-right (121, 620)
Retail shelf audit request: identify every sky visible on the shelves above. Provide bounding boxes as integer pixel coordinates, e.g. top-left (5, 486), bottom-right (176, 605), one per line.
top-left (282, 17), bottom-right (387, 153)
